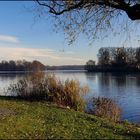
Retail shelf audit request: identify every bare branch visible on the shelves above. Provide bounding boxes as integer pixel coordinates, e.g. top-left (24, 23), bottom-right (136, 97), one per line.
top-left (35, 0), bottom-right (140, 20)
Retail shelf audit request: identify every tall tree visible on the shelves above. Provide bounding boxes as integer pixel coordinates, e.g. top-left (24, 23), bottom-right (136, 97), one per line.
top-left (98, 48), bottom-right (110, 66)
top-left (113, 47), bottom-right (127, 66)
top-left (136, 47), bottom-right (140, 65)
top-left (126, 48), bottom-right (136, 65)
top-left (31, 60), bottom-right (46, 72)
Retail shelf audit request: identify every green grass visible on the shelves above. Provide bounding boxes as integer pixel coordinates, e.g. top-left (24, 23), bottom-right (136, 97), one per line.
top-left (0, 97), bottom-right (139, 139)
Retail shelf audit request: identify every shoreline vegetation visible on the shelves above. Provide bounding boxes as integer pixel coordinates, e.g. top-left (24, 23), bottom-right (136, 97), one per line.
top-left (3, 72), bottom-right (139, 123)
top-left (7, 72), bottom-right (89, 112)
top-left (5, 72), bottom-right (138, 122)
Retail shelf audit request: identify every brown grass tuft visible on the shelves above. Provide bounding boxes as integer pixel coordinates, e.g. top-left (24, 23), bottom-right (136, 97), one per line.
top-left (91, 97), bottom-right (121, 122)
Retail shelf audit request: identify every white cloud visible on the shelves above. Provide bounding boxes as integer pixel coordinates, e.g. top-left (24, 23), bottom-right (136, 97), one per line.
top-left (0, 35), bottom-right (19, 43)
top-left (0, 47), bottom-right (85, 65)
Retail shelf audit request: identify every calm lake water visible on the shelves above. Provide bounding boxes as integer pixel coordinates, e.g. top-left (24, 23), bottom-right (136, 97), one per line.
top-left (0, 70), bottom-right (140, 124)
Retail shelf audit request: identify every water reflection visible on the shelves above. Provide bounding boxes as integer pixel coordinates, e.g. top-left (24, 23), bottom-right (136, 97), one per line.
top-left (84, 72), bottom-right (140, 123)
top-left (0, 74), bottom-right (25, 96)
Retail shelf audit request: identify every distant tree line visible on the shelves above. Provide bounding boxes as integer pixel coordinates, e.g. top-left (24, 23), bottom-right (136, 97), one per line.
top-left (0, 60), bottom-right (45, 71)
top-left (85, 47), bottom-right (140, 72)
top-left (98, 47), bottom-right (140, 68)
top-left (46, 65), bottom-right (85, 70)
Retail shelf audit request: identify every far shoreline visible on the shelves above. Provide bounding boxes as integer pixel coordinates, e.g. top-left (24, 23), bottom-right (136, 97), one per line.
top-left (2, 69), bottom-right (140, 74)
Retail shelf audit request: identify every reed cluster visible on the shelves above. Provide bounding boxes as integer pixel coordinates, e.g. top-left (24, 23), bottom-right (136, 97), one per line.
top-left (8, 72), bottom-right (88, 112)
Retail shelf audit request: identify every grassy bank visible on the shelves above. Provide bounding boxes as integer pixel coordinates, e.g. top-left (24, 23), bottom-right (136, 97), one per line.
top-left (0, 97), bottom-right (139, 139)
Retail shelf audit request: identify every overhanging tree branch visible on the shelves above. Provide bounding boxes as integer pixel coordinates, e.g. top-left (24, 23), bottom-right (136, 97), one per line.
top-left (35, 0), bottom-right (140, 20)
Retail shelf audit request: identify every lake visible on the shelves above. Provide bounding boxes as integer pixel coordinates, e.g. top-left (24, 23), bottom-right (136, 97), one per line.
top-left (0, 70), bottom-right (140, 124)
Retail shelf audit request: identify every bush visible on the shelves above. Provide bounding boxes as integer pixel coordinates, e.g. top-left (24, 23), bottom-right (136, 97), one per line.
top-left (7, 72), bottom-right (89, 112)
top-left (91, 97), bottom-right (121, 122)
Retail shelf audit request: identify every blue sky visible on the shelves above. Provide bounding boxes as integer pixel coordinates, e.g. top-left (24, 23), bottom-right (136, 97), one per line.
top-left (0, 1), bottom-right (140, 65)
